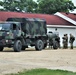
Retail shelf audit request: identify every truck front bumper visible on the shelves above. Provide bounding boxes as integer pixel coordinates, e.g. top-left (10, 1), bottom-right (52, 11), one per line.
top-left (0, 39), bottom-right (14, 46)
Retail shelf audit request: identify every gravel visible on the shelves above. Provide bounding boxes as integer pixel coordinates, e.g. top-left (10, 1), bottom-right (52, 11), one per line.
top-left (0, 47), bottom-right (76, 75)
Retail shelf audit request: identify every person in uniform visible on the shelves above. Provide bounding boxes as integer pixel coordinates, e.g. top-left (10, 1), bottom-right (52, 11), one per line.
top-left (69, 34), bottom-right (75, 49)
top-left (58, 35), bottom-right (60, 48)
top-left (62, 34), bottom-right (67, 49)
top-left (48, 31), bottom-right (53, 49)
top-left (54, 28), bottom-right (60, 48)
top-left (65, 34), bottom-right (68, 49)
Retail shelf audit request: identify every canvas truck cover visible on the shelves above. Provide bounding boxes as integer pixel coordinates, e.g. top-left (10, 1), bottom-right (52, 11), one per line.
top-left (7, 18), bottom-right (47, 36)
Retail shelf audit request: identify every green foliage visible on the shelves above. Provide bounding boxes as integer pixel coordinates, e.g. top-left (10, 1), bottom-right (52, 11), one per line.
top-left (37, 0), bottom-right (76, 14)
top-left (7, 68), bottom-right (76, 75)
top-left (0, 0), bottom-right (75, 14)
top-left (0, 0), bottom-right (37, 12)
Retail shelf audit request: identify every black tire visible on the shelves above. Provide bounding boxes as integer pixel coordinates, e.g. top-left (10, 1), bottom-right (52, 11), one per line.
top-left (53, 41), bottom-right (58, 49)
top-left (43, 43), bottom-right (47, 49)
top-left (0, 47), bottom-right (4, 51)
top-left (22, 46), bottom-right (26, 50)
top-left (35, 40), bottom-right (44, 51)
top-left (14, 40), bottom-right (22, 52)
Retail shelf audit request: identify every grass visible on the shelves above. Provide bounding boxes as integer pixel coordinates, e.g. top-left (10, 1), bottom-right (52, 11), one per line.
top-left (7, 68), bottom-right (76, 75)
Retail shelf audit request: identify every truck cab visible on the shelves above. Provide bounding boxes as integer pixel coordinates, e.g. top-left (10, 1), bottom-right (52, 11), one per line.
top-left (0, 22), bottom-right (23, 51)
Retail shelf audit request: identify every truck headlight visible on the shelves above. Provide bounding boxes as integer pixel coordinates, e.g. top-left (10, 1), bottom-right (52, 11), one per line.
top-left (7, 32), bottom-right (9, 34)
top-left (6, 40), bottom-right (8, 42)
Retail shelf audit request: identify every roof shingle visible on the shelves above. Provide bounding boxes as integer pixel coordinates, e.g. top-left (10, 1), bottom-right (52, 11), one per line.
top-left (0, 11), bottom-right (76, 26)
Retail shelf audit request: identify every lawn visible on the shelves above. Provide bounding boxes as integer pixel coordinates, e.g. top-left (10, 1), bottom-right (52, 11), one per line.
top-left (7, 68), bottom-right (76, 75)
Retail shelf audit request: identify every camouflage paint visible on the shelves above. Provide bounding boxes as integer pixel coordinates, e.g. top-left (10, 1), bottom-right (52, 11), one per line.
top-left (0, 22), bottom-right (22, 39)
top-left (7, 18), bottom-right (47, 38)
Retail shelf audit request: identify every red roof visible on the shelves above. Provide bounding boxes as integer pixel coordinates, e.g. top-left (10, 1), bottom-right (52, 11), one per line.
top-left (0, 11), bottom-right (76, 26)
top-left (61, 12), bottom-right (76, 21)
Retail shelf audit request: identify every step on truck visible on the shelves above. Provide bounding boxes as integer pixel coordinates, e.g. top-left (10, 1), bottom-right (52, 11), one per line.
top-left (0, 18), bottom-right (48, 52)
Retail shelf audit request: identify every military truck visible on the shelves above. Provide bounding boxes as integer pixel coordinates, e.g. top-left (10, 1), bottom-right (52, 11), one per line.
top-left (0, 18), bottom-right (47, 52)
top-left (47, 31), bottom-right (60, 49)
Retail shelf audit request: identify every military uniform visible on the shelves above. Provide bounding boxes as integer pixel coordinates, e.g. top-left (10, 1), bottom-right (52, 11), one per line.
top-left (69, 34), bottom-right (75, 49)
top-left (65, 34), bottom-right (68, 49)
top-left (53, 31), bottom-right (60, 49)
top-left (55, 35), bottom-right (60, 48)
top-left (62, 34), bottom-right (68, 49)
top-left (48, 38), bottom-right (53, 49)
top-left (47, 31), bottom-right (53, 49)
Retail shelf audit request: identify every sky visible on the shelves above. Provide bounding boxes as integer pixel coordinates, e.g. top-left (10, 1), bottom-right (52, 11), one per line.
top-left (71, 0), bottom-right (76, 13)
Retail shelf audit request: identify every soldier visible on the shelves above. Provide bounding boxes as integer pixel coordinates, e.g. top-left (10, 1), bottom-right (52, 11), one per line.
top-left (48, 38), bottom-right (53, 49)
top-left (54, 28), bottom-right (59, 36)
top-left (69, 34), bottom-right (75, 49)
top-left (62, 34), bottom-right (68, 49)
top-left (54, 29), bottom-right (60, 48)
top-left (57, 35), bottom-right (60, 48)
top-left (48, 31), bottom-right (53, 49)
top-left (65, 34), bottom-right (68, 49)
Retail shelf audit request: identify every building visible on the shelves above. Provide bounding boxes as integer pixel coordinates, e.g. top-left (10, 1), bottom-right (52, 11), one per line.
top-left (0, 11), bottom-right (76, 46)
top-left (48, 12), bottom-right (76, 47)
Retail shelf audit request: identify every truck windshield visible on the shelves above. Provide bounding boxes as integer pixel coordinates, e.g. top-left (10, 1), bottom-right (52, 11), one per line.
top-left (0, 23), bottom-right (10, 31)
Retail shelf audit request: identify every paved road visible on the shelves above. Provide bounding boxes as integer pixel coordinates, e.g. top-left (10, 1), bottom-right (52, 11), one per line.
top-left (0, 47), bottom-right (76, 75)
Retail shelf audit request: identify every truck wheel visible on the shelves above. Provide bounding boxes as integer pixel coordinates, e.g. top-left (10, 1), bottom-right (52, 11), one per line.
top-left (14, 40), bottom-right (22, 52)
top-left (53, 41), bottom-right (58, 49)
top-left (43, 43), bottom-right (47, 49)
top-left (0, 47), bottom-right (4, 51)
top-left (22, 46), bottom-right (26, 50)
top-left (35, 40), bottom-right (44, 51)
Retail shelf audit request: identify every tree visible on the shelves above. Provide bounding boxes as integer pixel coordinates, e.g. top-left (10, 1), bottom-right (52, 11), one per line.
top-left (0, 0), bottom-right (37, 12)
top-left (37, 0), bottom-right (76, 14)
top-left (0, 0), bottom-right (75, 14)
top-left (25, 0), bottom-right (38, 13)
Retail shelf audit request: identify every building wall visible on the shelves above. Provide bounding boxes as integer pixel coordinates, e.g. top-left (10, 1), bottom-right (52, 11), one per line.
top-left (47, 26), bottom-right (76, 47)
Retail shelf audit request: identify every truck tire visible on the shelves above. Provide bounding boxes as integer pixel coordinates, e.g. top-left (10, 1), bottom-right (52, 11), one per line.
top-left (35, 40), bottom-right (44, 51)
top-left (22, 46), bottom-right (27, 50)
top-left (14, 40), bottom-right (22, 52)
top-left (22, 45), bottom-right (28, 50)
top-left (43, 43), bottom-right (47, 49)
top-left (0, 47), bottom-right (4, 51)
top-left (53, 41), bottom-right (58, 49)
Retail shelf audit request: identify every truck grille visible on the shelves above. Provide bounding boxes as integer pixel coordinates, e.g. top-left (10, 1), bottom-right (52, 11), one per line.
top-left (0, 36), bottom-right (5, 40)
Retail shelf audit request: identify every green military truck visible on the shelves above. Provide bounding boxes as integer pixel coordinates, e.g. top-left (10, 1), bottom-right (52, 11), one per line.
top-left (0, 18), bottom-right (47, 52)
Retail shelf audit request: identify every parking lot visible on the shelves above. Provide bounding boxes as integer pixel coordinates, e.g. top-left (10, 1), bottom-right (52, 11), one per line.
top-left (0, 47), bottom-right (76, 75)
